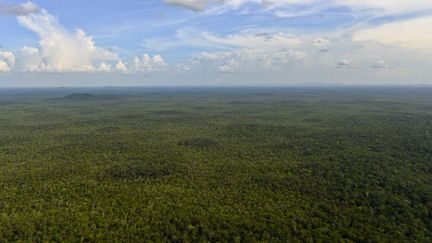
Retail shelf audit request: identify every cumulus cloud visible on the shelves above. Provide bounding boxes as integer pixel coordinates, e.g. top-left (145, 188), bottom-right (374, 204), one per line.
top-left (0, 1), bottom-right (39, 16)
top-left (115, 60), bottom-right (128, 73)
top-left (18, 46), bottom-right (41, 71)
top-left (16, 10), bottom-right (118, 72)
top-left (0, 50), bottom-right (15, 72)
top-left (133, 54), bottom-right (166, 72)
top-left (115, 54), bottom-right (167, 73)
top-left (98, 62), bottom-right (112, 72)
top-left (353, 17), bottom-right (432, 51)
top-left (0, 8), bottom-right (169, 74)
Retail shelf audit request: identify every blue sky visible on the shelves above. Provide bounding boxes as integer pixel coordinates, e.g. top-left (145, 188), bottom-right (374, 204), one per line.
top-left (0, 0), bottom-right (431, 86)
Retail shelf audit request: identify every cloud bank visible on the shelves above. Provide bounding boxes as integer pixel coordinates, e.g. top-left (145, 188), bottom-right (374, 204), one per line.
top-left (174, 31), bottom-right (306, 73)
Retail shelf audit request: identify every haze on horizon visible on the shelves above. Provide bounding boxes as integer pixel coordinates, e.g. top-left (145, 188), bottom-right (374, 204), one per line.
top-left (0, 0), bottom-right (431, 87)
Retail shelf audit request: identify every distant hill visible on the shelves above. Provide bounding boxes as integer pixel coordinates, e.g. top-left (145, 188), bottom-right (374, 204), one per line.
top-left (62, 93), bottom-right (122, 101)
top-left (63, 93), bottom-right (96, 100)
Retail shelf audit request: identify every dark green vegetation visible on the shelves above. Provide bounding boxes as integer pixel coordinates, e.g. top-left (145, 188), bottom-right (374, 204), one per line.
top-left (0, 87), bottom-right (431, 242)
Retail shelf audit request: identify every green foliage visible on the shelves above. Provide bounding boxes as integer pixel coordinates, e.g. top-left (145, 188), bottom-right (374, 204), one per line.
top-left (178, 138), bottom-right (220, 149)
top-left (63, 93), bottom-right (95, 99)
top-left (0, 87), bottom-right (431, 242)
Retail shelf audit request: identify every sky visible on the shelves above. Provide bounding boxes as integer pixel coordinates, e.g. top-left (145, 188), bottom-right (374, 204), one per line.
top-left (0, 0), bottom-right (431, 87)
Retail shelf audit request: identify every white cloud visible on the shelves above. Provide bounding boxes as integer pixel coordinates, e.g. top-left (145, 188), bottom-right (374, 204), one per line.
top-left (0, 50), bottom-right (16, 72)
top-left (164, 0), bottom-right (432, 16)
top-left (333, 0), bottom-right (432, 15)
top-left (142, 24), bottom-right (431, 83)
top-left (98, 62), bottom-right (112, 72)
top-left (164, 0), bottom-right (209, 11)
top-left (114, 54), bottom-right (167, 73)
top-left (18, 46), bottom-right (40, 71)
top-left (353, 17), bottom-right (432, 51)
top-left (260, 0), bottom-right (432, 15)
top-left (163, 0), bottom-right (315, 11)
top-left (16, 10), bottom-right (118, 72)
top-left (115, 60), bottom-right (128, 73)
top-left (231, 0), bottom-right (316, 7)
top-left (0, 8), bottom-right (171, 74)
top-left (186, 48), bottom-right (305, 73)
top-left (202, 31), bottom-right (303, 49)
top-left (132, 54), bottom-right (167, 72)
top-left (8, 9), bottom-right (168, 74)
top-left (144, 29), bottom-right (303, 51)
top-left (170, 31), bottom-right (308, 73)
top-left (0, 1), bottom-right (39, 16)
